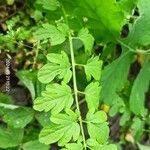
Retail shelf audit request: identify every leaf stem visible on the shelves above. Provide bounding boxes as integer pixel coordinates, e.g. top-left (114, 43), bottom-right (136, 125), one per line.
top-left (118, 40), bottom-right (150, 54)
top-left (72, 98), bottom-right (86, 110)
top-left (0, 103), bottom-right (19, 109)
top-left (69, 34), bottom-right (87, 150)
top-left (77, 90), bottom-right (85, 95)
top-left (75, 63), bottom-right (85, 67)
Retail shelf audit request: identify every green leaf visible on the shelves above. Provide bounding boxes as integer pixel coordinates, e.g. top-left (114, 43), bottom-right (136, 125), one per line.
top-left (85, 82), bottom-right (101, 112)
top-left (34, 24), bottom-right (66, 45)
top-left (0, 127), bottom-right (23, 148)
top-left (120, 109), bottom-right (130, 126)
top-left (131, 117), bottom-right (144, 141)
top-left (86, 111), bottom-right (109, 144)
top-left (118, 0), bottom-right (138, 17)
top-left (77, 28), bottom-right (94, 53)
top-left (84, 56), bottom-right (103, 81)
top-left (126, 0), bottom-right (150, 47)
top-left (0, 93), bottom-right (14, 104)
top-left (87, 138), bottom-right (117, 150)
top-left (39, 112), bottom-right (80, 146)
top-left (3, 107), bottom-right (34, 128)
top-left (22, 140), bottom-right (49, 150)
top-left (35, 112), bottom-right (51, 127)
top-left (76, 0), bottom-right (124, 42)
top-left (36, 0), bottom-right (60, 11)
top-left (138, 143), bottom-right (150, 150)
top-left (16, 70), bottom-right (36, 100)
top-left (130, 60), bottom-right (150, 115)
top-left (86, 111), bottom-right (107, 124)
top-left (38, 51), bottom-right (72, 83)
top-left (101, 52), bottom-right (134, 104)
top-left (33, 82), bottom-right (73, 114)
top-left (87, 122), bottom-right (109, 144)
top-left (57, 23), bottom-right (70, 37)
top-left (61, 143), bottom-right (83, 150)
top-left (97, 144), bottom-right (118, 150)
top-left (16, 70), bottom-right (45, 100)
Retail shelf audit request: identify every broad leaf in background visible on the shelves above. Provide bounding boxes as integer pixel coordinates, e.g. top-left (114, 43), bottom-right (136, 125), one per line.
top-left (22, 140), bottom-right (49, 150)
top-left (38, 51), bottom-right (72, 83)
top-left (0, 93), bottom-right (14, 104)
top-left (76, 0), bottom-right (124, 42)
top-left (84, 56), bottom-right (102, 81)
top-left (86, 111), bottom-right (109, 144)
top-left (77, 28), bottom-right (94, 53)
top-left (33, 82), bottom-right (73, 114)
top-left (125, 0), bottom-right (150, 48)
top-left (16, 70), bottom-right (45, 99)
top-left (3, 107), bottom-right (34, 128)
top-left (36, 0), bottom-right (60, 11)
top-left (85, 82), bottom-right (101, 112)
top-left (0, 127), bottom-right (23, 148)
top-left (34, 24), bottom-right (66, 45)
top-left (118, 0), bottom-right (138, 17)
top-left (130, 60), bottom-right (150, 115)
top-left (39, 111), bottom-right (80, 146)
top-left (101, 52), bottom-right (134, 104)
top-left (35, 112), bottom-right (51, 127)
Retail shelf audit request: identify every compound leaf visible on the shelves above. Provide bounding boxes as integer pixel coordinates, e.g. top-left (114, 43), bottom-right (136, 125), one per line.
top-left (86, 111), bottom-right (109, 144)
top-left (87, 123), bottom-right (109, 144)
top-left (39, 112), bottom-right (80, 146)
top-left (33, 82), bottom-right (73, 114)
top-left (34, 23), bottom-right (66, 45)
top-left (85, 82), bottom-right (101, 112)
top-left (78, 28), bottom-right (94, 53)
top-left (84, 56), bottom-right (103, 81)
top-left (38, 51), bottom-right (72, 83)
top-left (61, 143), bottom-right (83, 150)
top-left (86, 111), bottom-right (107, 124)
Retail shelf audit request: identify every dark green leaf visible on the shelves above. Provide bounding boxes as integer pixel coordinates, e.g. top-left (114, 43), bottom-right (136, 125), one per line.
top-left (76, 0), bottom-right (124, 42)
top-left (22, 140), bottom-right (49, 150)
top-left (3, 107), bottom-right (34, 128)
top-left (130, 60), bottom-right (150, 115)
top-left (101, 52), bottom-right (134, 104)
top-left (0, 127), bottom-right (23, 148)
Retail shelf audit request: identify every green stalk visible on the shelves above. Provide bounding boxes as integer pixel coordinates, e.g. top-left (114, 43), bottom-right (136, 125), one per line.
top-left (61, 5), bottom-right (87, 149)
top-left (69, 34), bottom-right (87, 150)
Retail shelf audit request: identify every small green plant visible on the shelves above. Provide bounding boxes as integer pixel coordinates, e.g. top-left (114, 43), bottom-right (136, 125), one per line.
top-left (33, 16), bottom-right (117, 150)
top-left (1, 0), bottom-right (150, 149)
